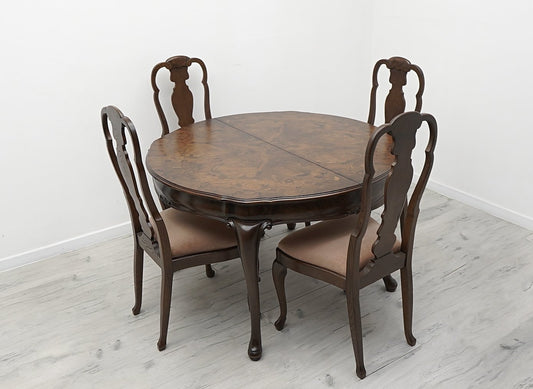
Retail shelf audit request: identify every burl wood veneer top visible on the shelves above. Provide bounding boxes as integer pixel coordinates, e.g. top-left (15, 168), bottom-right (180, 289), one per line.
top-left (146, 112), bottom-right (393, 203)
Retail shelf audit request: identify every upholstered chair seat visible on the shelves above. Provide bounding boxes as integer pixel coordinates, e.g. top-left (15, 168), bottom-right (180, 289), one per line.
top-left (278, 214), bottom-right (401, 277)
top-left (155, 209), bottom-right (237, 258)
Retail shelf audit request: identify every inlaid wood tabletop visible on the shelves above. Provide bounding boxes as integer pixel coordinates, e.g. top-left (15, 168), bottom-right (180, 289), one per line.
top-left (146, 111), bottom-right (394, 361)
top-left (147, 111), bottom-right (393, 223)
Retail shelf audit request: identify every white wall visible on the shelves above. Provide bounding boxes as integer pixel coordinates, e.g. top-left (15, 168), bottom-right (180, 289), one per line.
top-left (3, 1), bottom-right (533, 268)
top-left (369, 0), bottom-right (533, 229)
top-left (0, 1), bottom-right (374, 265)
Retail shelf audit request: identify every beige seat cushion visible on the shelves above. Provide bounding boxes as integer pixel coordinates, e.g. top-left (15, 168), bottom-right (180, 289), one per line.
top-left (154, 209), bottom-right (237, 258)
top-left (277, 214), bottom-right (401, 277)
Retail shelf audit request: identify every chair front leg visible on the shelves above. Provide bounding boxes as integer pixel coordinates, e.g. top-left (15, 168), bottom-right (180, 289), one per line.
top-left (272, 259), bottom-right (288, 330)
top-left (346, 285), bottom-right (366, 379)
top-left (157, 270), bottom-right (173, 351)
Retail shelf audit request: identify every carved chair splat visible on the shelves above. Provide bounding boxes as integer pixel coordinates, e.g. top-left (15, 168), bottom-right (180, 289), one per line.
top-left (151, 55), bottom-right (211, 137)
top-left (367, 56), bottom-right (425, 126)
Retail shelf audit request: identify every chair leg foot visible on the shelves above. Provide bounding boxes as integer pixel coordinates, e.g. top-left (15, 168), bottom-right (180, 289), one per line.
top-left (274, 319), bottom-right (285, 331)
top-left (305, 221), bottom-right (311, 227)
top-left (157, 338), bottom-right (166, 351)
top-left (356, 366), bottom-right (367, 379)
top-left (286, 223), bottom-right (296, 230)
top-left (382, 274), bottom-right (397, 292)
top-left (205, 264), bottom-right (215, 278)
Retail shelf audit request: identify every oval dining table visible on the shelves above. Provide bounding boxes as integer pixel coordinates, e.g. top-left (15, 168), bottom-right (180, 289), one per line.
top-left (145, 111), bottom-right (394, 361)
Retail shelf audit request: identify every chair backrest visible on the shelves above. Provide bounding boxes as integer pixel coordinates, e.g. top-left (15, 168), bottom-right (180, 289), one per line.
top-left (151, 55), bottom-right (211, 136)
top-left (367, 57), bottom-right (425, 125)
top-left (348, 111), bottom-right (437, 279)
top-left (101, 106), bottom-right (164, 243)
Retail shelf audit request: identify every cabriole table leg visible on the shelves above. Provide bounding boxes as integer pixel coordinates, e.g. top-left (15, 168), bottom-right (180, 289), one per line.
top-left (231, 219), bottom-right (268, 361)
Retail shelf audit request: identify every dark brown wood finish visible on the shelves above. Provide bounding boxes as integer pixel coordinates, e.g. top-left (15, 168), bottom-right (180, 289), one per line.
top-left (146, 111), bottom-right (395, 360)
top-left (101, 106), bottom-right (239, 352)
top-left (366, 56), bottom-right (425, 295)
top-left (151, 55), bottom-right (211, 136)
top-left (151, 57), bottom-right (305, 230)
top-left (272, 111), bottom-right (437, 379)
top-left (367, 56), bottom-right (425, 125)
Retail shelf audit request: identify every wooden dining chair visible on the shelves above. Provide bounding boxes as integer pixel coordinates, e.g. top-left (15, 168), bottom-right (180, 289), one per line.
top-left (101, 105), bottom-right (240, 351)
top-left (367, 56), bottom-right (425, 126)
top-left (272, 111), bottom-right (437, 379)
top-left (367, 56), bottom-right (425, 292)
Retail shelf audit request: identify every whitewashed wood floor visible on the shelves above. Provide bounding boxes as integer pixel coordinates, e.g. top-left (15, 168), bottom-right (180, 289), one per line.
top-left (1, 190), bottom-right (533, 388)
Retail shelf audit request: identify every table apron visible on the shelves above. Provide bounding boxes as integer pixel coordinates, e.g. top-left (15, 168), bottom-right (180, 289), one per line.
top-left (153, 178), bottom-right (386, 225)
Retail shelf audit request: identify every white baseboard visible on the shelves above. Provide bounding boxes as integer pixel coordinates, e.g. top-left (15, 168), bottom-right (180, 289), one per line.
top-left (2, 180), bottom-right (532, 273)
top-left (427, 179), bottom-right (533, 232)
top-left (0, 222), bottom-right (132, 272)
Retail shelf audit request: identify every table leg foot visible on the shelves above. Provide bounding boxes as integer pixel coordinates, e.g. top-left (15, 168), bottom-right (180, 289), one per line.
top-left (248, 341), bottom-right (262, 361)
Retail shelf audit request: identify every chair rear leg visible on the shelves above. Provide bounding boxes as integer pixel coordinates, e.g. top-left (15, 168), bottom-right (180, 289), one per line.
top-left (346, 287), bottom-right (366, 379)
top-left (157, 271), bottom-right (173, 351)
top-left (382, 274), bottom-right (398, 292)
top-left (205, 264), bottom-right (215, 278)
top-left (400, 266), bottom-right (416, 346)
top-left (272, 259), bottom-right (288, 330)
top-left (132, 244), bottom-right (144, 315)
